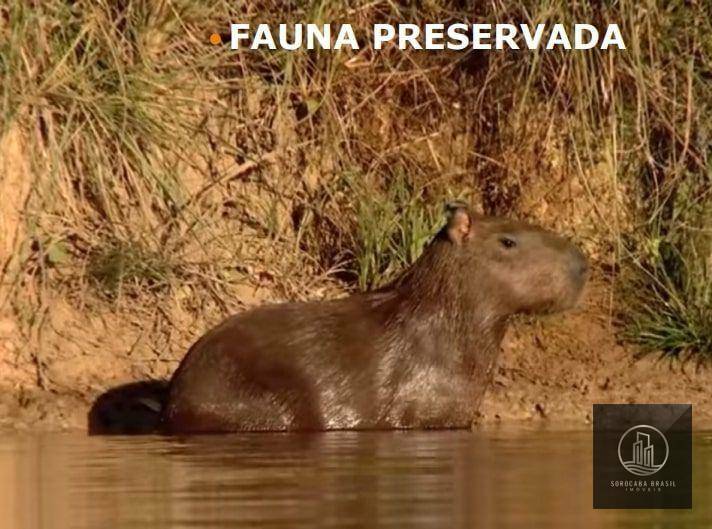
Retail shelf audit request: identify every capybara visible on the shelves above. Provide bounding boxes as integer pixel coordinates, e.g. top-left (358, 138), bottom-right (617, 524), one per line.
top-left (162, 203), bottom-right (588, 433)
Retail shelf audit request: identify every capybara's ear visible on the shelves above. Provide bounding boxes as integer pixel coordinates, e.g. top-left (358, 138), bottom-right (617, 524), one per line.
top-left (445, 201), bottom-right (471, 245)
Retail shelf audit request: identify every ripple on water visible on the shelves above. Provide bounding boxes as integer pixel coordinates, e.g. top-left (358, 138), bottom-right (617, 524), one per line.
top-left (0, 429), bottom-right (710, 528)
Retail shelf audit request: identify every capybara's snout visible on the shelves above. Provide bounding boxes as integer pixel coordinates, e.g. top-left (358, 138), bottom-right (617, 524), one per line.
top-left (558, 241), bottom-right (589, 311)
top-left (567, 245), bottom-right (589, 286)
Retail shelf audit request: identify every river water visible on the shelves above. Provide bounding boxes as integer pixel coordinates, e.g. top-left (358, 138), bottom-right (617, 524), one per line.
top-left (1, 428), bottom-right (709, 529)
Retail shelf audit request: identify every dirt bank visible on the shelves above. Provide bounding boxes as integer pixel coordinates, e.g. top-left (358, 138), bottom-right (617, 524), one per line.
top-left (1, 278), bottom-right (709, 432)
top-left (480, 280), bottom-right (712, 429)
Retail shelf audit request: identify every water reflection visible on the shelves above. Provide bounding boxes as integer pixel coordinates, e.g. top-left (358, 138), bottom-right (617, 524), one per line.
top-left (0, 429), bottom-right (709, 529)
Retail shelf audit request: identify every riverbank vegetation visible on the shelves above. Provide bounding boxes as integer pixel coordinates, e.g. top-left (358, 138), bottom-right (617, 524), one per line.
top-left (0, 0), bottom-right (709, 381)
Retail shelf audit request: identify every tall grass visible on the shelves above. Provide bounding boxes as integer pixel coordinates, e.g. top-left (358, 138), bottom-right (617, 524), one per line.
top-left (0, 0), bottom-right (710, 359)
top-left (480, 0), bottom-right (712, 357)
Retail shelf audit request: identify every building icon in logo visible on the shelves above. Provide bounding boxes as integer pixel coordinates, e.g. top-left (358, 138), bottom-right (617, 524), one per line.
top-left (618, 425), bottom-right (669, 476)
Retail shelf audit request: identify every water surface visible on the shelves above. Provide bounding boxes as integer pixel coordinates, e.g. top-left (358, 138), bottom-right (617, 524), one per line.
top-left (1, 429), bottom-right (709, 528)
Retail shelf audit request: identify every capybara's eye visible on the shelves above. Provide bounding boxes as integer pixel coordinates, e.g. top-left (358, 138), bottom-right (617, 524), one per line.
top-left (499, 236), bottom-right (517, 249)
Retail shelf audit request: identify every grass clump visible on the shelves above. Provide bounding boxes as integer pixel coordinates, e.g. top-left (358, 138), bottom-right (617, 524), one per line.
top-left (349, 174), bottom-right (447, 291)
top-left (89, 241), bottom-right (175, 300)
top-left (608, 2), bottom-right (712, 358)
top-left (627, 251), bottom-right (711, 358)
top-left (626, 184), bottom-right (711, 358)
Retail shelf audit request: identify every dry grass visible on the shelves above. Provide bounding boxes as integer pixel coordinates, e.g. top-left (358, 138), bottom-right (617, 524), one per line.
top-left (0, 0), bottom-right (710, 374)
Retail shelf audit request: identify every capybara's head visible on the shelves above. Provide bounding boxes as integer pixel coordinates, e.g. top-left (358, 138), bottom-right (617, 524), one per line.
top-left (438, 202), bottom-right (588, 316)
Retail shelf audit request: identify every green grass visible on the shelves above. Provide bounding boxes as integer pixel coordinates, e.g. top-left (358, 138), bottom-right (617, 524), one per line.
top-left (625, 176), bottom-right (712, 358)
top-left (89, 240), bottom-right (175, 300)
top-left (349, 173), bottom-right (448, 291)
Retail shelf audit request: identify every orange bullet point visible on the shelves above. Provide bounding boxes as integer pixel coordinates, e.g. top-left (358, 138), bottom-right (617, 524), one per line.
top-left (209, 33), bottom-right (221, 45)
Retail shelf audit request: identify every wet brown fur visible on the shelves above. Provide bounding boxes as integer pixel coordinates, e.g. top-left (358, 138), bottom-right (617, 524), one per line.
top-left (162, 205), bottom-right (588, 433)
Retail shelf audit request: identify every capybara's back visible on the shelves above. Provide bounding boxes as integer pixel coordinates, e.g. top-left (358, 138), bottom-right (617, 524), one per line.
top-left (163, 203), bottom-right (588, 433)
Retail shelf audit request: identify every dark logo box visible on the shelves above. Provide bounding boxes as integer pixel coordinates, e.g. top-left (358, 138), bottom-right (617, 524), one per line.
top-left (593, 404), bottom-right (692, 509)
